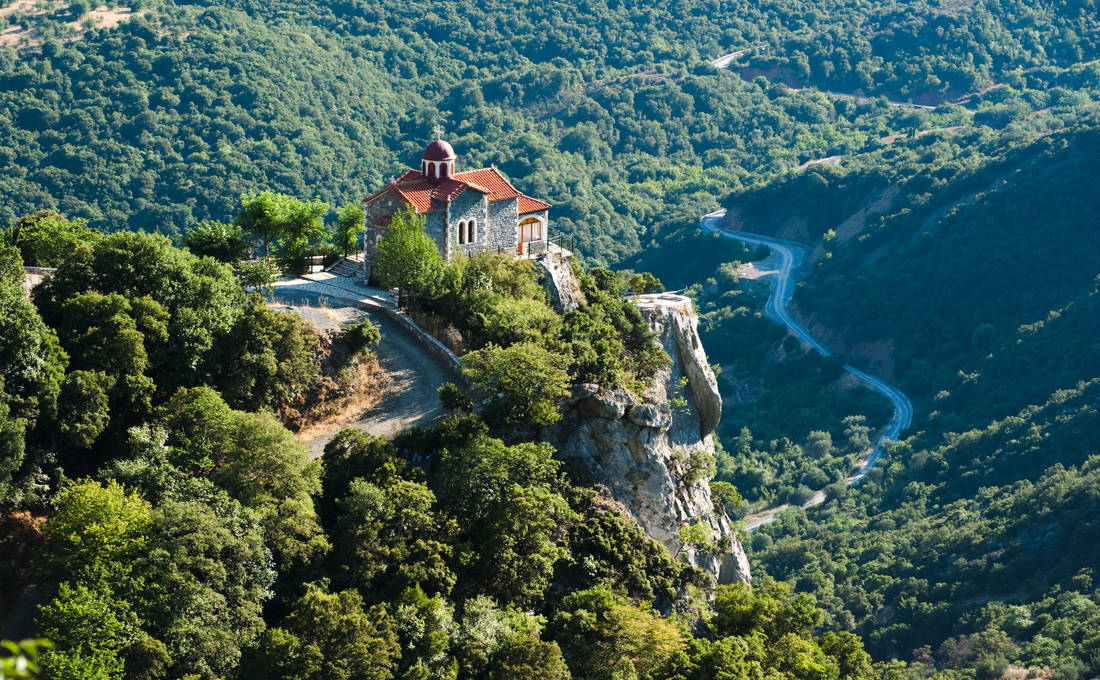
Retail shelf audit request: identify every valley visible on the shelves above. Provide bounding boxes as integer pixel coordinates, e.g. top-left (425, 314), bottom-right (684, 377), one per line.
top-left (0, 0), bottom-right (1098, 677)
top-left (701, 210), bottom-right (914, 529)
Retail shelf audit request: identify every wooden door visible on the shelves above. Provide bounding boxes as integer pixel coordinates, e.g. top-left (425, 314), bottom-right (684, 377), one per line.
top-left (519, 218), bottom-right (540, 254)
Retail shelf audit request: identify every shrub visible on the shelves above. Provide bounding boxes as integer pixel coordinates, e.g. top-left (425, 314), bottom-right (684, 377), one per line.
top-left (345, 319), bottom-right (381, 354)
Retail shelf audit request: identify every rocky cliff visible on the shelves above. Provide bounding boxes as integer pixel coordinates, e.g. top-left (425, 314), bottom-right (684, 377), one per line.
top-left (548, 294), bottom-right (751, 586)
top-left (537, 249), bottom-right (585, 313)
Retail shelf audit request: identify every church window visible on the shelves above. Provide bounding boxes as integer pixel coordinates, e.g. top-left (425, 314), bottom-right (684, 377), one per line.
top-left (458, 221), bottom-right (466, 244)
top-left (468, 219), bottom-right (476, 243)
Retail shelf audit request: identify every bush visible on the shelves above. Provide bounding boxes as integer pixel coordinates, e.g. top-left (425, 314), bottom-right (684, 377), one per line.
top-left (437, 382), bottom-right (473, 412)
top-left (345, 319), bottom-right (381, 354)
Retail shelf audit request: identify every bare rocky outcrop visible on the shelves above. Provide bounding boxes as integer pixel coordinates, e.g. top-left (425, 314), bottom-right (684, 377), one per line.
top-left (20, 267), bottom-right (54, 299)
top-left (548, 294), bottom-right (751, 586)
top-left (537, 250), bottom-right (585, 312)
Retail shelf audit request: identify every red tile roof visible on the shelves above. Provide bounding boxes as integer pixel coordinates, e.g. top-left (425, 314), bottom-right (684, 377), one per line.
top-left (390, 180), bottom-right (439, 214)
top-left (364, 166), bottom-right (551, 215)
top-left (453, 167), bottom-right (522, 202)
top-left (517, 195), bottom-right (552, 215)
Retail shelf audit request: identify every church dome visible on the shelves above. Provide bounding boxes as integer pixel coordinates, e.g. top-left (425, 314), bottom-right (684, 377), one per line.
top-left (422, 139), bottom-right (456, 161)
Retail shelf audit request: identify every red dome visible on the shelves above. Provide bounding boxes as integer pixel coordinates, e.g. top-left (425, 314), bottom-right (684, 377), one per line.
top-left (422, 139), bottom-right (456, 161)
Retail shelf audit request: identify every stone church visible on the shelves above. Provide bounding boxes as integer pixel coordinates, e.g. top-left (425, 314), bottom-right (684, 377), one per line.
top-left (361, 138), bottom-right (551, 280)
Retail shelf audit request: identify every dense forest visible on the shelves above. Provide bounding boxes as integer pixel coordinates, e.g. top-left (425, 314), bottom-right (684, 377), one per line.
top-left (2, 0), bottom-right (1097, 264)
top-left (1, 0), bottom-right (1099, 677)
top-left (654, 95), bottom-right (1100, 675)
top-left (0, 213), bottom-right (881, 680)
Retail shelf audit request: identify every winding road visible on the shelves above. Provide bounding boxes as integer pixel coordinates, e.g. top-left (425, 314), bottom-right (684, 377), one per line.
top-left (269, 277), bottom-right (457, 458)
top-left (701, 209), bottom-right (913, 529)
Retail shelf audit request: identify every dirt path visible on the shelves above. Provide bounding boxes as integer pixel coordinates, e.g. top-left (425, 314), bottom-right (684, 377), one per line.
top-left (269, 285), bottom-right (457, 459)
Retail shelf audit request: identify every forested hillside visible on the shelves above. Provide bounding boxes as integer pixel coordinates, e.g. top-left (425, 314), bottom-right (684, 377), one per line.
top-left (734, 0), bottom-right (1100, 102)
top-left (0, 215), bottom-right (880, 680)
top-left (712, 123), bottom-right (1100, 432)
top-left (3, 0), bottom-right (1100, 677)
top-left (4, 0), bottom-right (1099, 264)
top-left (681, 96), bottom-right (1100, 675)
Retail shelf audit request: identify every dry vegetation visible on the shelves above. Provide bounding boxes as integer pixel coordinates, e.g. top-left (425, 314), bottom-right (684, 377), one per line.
top-left (291, 347), bottom-right (387, 441)
top-left (0, 0), bottom-right (149, 48)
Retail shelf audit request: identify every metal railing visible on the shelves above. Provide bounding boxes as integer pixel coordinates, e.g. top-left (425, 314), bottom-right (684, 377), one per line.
top-left (463, 230), bottom-right (575, 258)
top-left (523, 232), bottom-right (575, 257)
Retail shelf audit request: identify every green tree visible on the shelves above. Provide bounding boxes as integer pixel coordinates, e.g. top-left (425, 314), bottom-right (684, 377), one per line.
top-left (36, 584), bottom-right (130, 680)
top-left (2, 211), bottom-right (98, 268)
top-left (453, 595), bottom-right (558, 678)
top-left (181, 220), bottom-right (251, 263)
top-left (56, 370), bottom-right (111, 449)
top-left (0, 245), bottom-right (66, 426)
top-left (550, 586), bottom-right (686, 680)
top-left (278, 198), bottom-right (329, 275)
top-left (709, 481), bottom-right (745, 518)
top-left (246, 583), bottom-right (399, 680)
top-left (432, 431), bottom-right (562, 520)
top-left (805, 431), bottom-right (833, 458)
top-left (133, 499), bottom-right (274, 679)
top-left (711, 579), bottom-right (824, 642)
top-left (36, 231), bottom-right (241, 386)
top-left (675, 521), bottom-right (711, 558)
top-left (463, 342), bottom-right (570, 426)
top-left (335, 478), bottom-right (455, 598)
top-left (373, 206), bottom-right (443, 304)
top-left (474, 483), bottom-right (573, 607)
top-left (53, 292), bottom-right (167, 430)
top-left (393, 585), bottom-right (458, 680)
top-left (234, 191), bottom-right (327, 268)
top-left (0, 383), bottom-right (27, 503)
top-left (159, 387), bottom-right (327, 567)
top-left (486, 633), bottom-right (570, 680)
top-left (44, 479), bottom-right (152, 582)
top-left (819, 632), bottom-right (874, 680)
top-left (319, 429), bottom-right (421, 527)
top-left (236, 192), bottom-right (287, 257)
top-left (334, 202), bottom-right (365, 258)
top-left (213, 295), bottom-right (320, 415)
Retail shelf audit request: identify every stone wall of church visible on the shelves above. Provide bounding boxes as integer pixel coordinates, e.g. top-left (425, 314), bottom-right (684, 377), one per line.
top-left (488, 197), bottom-right (519, 254)
top-left (425, 212), bottom-right (448, 257)
top-left (446, 191), bottom-right (489, 258)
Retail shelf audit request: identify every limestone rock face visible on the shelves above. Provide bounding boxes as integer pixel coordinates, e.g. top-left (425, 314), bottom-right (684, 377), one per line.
top-left (548, 294), bottom-right (750, 586)
top-left (537, 250), bottom-right (585, 312)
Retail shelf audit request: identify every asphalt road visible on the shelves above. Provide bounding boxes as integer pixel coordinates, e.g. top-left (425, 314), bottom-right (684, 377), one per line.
top-left (701, 209), bottom-right (914, 529)
top-left (269, 283), bottom-right (457, 459)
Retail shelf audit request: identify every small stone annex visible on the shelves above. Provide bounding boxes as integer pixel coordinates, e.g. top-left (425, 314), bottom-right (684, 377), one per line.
top-left (361, 137), bottom-right (552, 281)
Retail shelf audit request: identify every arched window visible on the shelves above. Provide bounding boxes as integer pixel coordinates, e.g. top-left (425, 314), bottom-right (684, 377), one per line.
top-left (457, 221), bottom-right (466, 244)
top-left (467, 219), bottom-right (476, 244)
